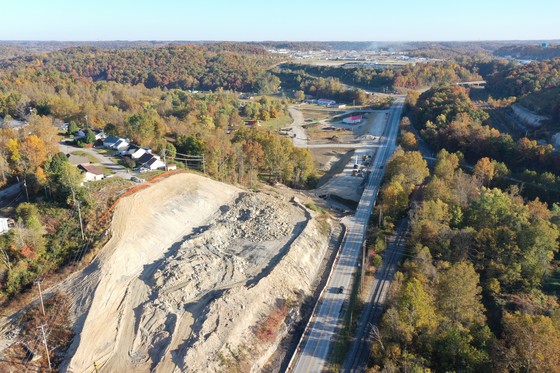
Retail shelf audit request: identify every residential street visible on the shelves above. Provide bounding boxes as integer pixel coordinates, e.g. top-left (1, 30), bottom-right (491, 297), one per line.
top-left (58, 140), bottom-right (134, 180)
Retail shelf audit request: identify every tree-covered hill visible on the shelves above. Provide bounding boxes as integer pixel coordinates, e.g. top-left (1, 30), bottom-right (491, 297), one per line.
top-left (0, 44), bottom-right (281, 92)
top-left (495, 44), bottom-right (560, 60)
top-left (486, 59), bottom-right (560, 97)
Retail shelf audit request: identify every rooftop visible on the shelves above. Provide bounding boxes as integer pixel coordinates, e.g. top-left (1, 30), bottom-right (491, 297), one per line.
top-left (78, 164), bottom-right (105, 175)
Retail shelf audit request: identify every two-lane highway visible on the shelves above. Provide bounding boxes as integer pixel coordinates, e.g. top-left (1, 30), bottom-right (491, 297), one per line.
top-left (290, 98), bottom-right (404, 372)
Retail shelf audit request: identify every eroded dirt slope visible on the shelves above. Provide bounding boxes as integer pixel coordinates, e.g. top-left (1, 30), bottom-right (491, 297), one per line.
top-left (59, 173), bottom-right (328, 373)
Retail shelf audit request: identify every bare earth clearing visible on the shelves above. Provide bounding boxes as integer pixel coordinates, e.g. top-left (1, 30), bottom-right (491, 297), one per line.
top-left (313, 112), bottom-right (386, 204)
top-left (59, 173), bottom-right (331, 372)
top-left (0, 173), bottom-right (331, 373)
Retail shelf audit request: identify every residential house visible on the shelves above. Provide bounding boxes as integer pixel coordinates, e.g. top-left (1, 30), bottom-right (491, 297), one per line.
top-left (0, 217), bottom-right (13, 234)
top-left (94, 129), bottom-right (106, 141)
top-left (128, 146), bottom-right (148, 159)
top-left (166, 163), bottom-right (177, 171)
top-left (136, 153), bottom-right (154, 167)
top-left (317, 98), bottom-right (336, 106)
top-left (136, 153), bottom-right (165, 170)
top-left (113, 138), bottom-right (129, 151)
top-left (78, 164), bottom-right (105, 182)
top-left (146, 156), bottom-right (166, 170)
top-left (103, 135), bottom-right (121, 149)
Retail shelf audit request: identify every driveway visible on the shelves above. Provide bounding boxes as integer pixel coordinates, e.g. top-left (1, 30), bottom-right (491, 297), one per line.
top-left (59, 140), bottom-right (134, 180)
top-left (288, 106), bottom-right (308, 147)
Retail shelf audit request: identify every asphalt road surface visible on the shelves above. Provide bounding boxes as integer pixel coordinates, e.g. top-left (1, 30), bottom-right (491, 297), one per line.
top-left (289, 97), bottom-right (404, 373)
top-left (342, 218), bottom-right (409, 372)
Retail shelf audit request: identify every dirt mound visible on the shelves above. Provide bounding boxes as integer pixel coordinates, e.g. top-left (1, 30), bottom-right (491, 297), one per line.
top-left (58, 174), bottom-right (329, 372)
top-left (65, 173), bottom-right (241, 372)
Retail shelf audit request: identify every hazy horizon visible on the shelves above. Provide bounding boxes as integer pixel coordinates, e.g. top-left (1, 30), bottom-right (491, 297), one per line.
top-left (2, 0), bottom-right (559, 42)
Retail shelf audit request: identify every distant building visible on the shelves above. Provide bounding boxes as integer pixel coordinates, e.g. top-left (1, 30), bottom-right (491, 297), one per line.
top-left (128, 147), bottom-right (149, 159)
top-left (103, 135), bottom-right (121, 148)
top-left (136, 153), bottom-right (165, 171)
top-left (166, 163), bottom-right (177, 171)
top-left (94, 129), bottom-right (106, 141)
top-left (542, 42), bottom-right (549, 48)
top-left (136, 153), bottom-right (154, 166)
top-left (343, 115), bottom-right (363, 124)
top-left (0, 218), bottom-right (11, 234)
top-left (146, 157), bottom-right (166, 170)
top-left (317, 98), bottom-right (336, 106)
top-left (113, 138), bottom-right (130, 151)
top-left (78, 164), bottom-right (105, 182)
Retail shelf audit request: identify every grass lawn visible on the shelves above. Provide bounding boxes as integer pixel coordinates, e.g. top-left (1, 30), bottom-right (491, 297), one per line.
top-left (260, 114), bottom-right (293, 130)
top-left (94, 148), bottom-right (119, 156)
top-left (101, 166), bottom-right (115, 176)
top-left (142, 170), bottom-right (165, 180)
top-left (70, 150), bottom-right (99, 164)
top-left (86, 177), bottom-right (131, 193)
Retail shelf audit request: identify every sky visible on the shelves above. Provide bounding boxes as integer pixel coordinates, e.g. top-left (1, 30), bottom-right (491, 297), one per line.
top-left (1, 0), bottom-right (559, 41)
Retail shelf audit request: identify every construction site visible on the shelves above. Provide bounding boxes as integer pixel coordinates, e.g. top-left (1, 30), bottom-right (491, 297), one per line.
top-left (0, 106), bottom-right (389, 372)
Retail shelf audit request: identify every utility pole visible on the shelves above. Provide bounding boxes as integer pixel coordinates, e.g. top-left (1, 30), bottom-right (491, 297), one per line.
top-left (39, 325), bottom-right (52, 371)
top-left (23, 177), bottom-right (29, 202)
top-left (35, 280), bottom-right (46, 317)
top-left (77, 200), bottom-right (85, 241)
top-left (70, 187), bottom-right (85, 241)
top-left (202, 154), bottom-right (206, 174)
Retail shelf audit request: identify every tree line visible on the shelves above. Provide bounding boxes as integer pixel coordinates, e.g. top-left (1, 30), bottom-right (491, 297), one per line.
top-left (276, 61), bottom-right (482, 92)
top-left (370, 148), bottom-right (560, 372)
top-left (409, 85), bottom-right (560, 202)
top-left (495, 45), bottom-right (560, 61)
top-left (0, 44), bottom-right (280, 92)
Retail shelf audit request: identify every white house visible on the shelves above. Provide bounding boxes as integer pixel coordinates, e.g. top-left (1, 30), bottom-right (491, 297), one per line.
top-left (137, 153), bottom-right (165, 170)
top-left (130, 147), bottom-right (148, 159)
top-left (94, 130), bottom-right (106, 141)
top-left (78, 164), bottom-right (105, 182)
top-left (146, 157), bottom-right (166, 170)
top-left (0, 217), bottom-right (11, 234)
top-left (113, 138), bottom-right (129, 151)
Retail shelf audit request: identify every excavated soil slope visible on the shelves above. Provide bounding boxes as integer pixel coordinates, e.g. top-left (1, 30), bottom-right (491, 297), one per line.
top-left (66, 173), bottom-right (241, 371)
top-left (61, 173), bottom-right (328, 372)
